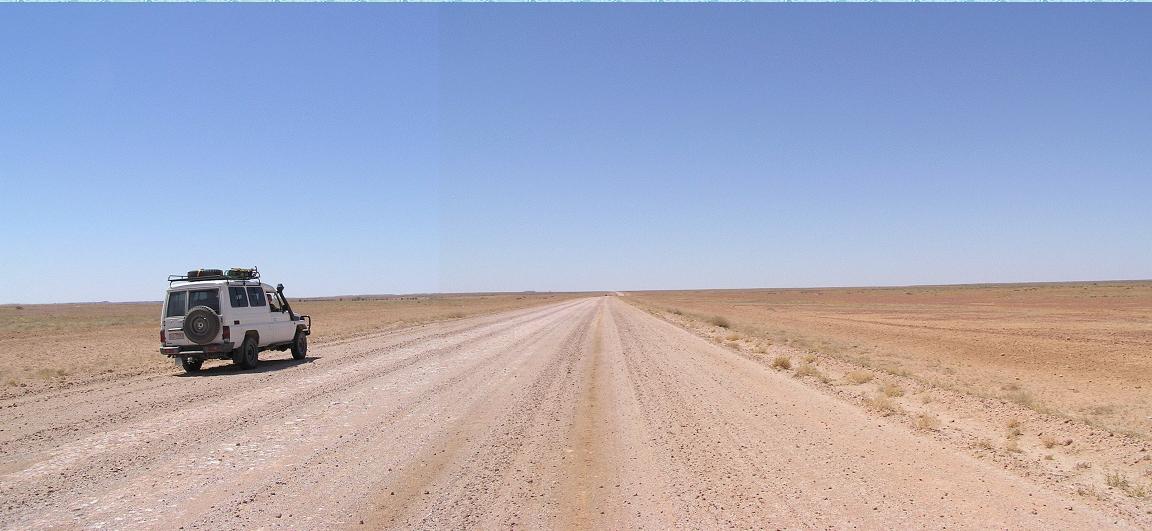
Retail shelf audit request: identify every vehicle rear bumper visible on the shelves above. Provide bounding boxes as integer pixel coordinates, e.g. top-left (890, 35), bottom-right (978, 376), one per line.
top-left (161, 342), bottom-right (235, 357)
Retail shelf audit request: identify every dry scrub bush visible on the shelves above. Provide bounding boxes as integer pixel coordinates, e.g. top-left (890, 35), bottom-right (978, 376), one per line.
top-left (771, 356), bottom-right (792, 370)
top-left (725, 333), bottom-right (742, 342)
top-left (865, 394), bottom-right (898, 416)
top-left (844, 371), bottom-right (874, 384)
top-left (1041, 435), bottom-right (1057, 449)
top-left (878, 382), bottom-right (905, 397)
top-left (1006, 419), bottom-right (1023, 439)
top-left (1104, 471), bottom-right (1148, 498)
top-left (794, 364), bottom-right (829, 383)
top-left (976, 438), bottom-right (994, 450)
top-left (668, 308), bottom-right (683, 315)
top-left (915, 413), bottom-right (941, 431)
top-left (802, 353), bottom-right (816, 364)
top-left (1005, 439), bottom-right (1022, 453)
top-left (709, 316), bottom-right (731, 328)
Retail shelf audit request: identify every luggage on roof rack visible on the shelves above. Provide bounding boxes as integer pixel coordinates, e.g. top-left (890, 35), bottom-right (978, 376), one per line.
top-left (226, 267), bottom-right (259, 280)
top-left (168, 267), bottom-right (260, 284)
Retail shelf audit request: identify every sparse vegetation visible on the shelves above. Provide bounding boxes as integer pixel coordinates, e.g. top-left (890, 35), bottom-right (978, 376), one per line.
top-left (865, 393), bottom-right (899, 416)
top-left (844, 370), bottom-right (874, 384)
top-left (1040, 435), bottom-right (1057, 449)
top-left (802, 353), bottom-right (816, 364)
top-left (878, 381), bottom-right (904, 398)
top-left (915, 413), bottom-right (940, 431)
top-left (794, 363), bottom-right (829, 383)
top-left (1005, 439), bottom-right (1022, 453)
top-left (623, 282), bottom-right (1152, 440)
top-left (771, 356), bottom-right (792, 370)
top-left (709, 315), bottom-right (731, 329)
top-left (668, 308), bottom-right (683, 315)
top-left (1104, 471), bottom-right (1148, 498)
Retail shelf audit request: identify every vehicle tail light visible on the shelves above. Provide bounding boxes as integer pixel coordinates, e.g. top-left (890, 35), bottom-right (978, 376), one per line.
top-left (160, 329), bottom-right (166, 344)
top-left (222, 326), bottom-right (230, 341)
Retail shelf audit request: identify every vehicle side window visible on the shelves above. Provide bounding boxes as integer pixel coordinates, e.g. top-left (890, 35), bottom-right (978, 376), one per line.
top-left (188, 289), bottom-right (221, 314)
top-left (246, 287), bottom-right (266, 307)
top-left (165, 291), bottom-right (187, 317)
top-left (228, 287), bottom-right (249, 308)
top-left (267, 292), bottom-right (281, 312)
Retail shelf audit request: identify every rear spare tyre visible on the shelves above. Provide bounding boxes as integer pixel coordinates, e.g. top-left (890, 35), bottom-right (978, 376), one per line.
top-left (183, 306), bottom-right (220, 345)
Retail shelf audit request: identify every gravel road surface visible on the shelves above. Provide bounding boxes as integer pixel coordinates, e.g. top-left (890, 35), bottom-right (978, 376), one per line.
top-left (0, 297), bottom-right (1134, 529)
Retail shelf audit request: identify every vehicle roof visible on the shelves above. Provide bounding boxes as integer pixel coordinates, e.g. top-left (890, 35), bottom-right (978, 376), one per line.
top-left (168, 280), bottom-right (273, 291)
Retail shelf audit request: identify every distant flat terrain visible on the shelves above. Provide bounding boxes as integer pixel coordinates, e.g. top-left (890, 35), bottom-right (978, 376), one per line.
top-left (624, 281), bottom-right (1152, 438)
top-left (0, 292), bottom-right (579, 397)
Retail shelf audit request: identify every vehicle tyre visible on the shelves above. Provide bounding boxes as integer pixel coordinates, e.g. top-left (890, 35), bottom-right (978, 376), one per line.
top-left (232, 336), bottom-right (259, 370)
top-left (183, 306), bottom-right (220, 345)
top-left (180, 357), bottom-right (203, 373)
top-left (291, 330), bottom-right (308, 360)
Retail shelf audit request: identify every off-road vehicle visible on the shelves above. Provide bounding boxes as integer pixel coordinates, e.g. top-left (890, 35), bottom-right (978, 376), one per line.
top-left (160, 267), bottom-right (312, 373)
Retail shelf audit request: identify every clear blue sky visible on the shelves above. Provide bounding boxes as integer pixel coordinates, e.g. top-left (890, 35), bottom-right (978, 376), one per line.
top-left (2, 6), bottom-right (1150, 303)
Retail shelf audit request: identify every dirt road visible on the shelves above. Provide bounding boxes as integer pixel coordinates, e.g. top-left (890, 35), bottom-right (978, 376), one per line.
top-left (0, 297), bottom-right (1136, 529)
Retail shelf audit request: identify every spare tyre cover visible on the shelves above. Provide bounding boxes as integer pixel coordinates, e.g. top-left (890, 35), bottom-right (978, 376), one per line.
top-left (183, 306), bottom-right (221, 345)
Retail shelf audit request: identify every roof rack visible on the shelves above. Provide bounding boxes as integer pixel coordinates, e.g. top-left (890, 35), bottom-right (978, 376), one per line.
top-left (168, 267), bottom-right (260, 284)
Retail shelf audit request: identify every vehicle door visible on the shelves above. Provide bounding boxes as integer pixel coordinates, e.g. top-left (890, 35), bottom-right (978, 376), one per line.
top-left (244, 286), bottom-right (272, 344)
top-left (265, 289), bottom-right (296, 344)
top-left (162, 290), bottom-right (189, 344)
top-left (226, 285), bottom-right (259, 345)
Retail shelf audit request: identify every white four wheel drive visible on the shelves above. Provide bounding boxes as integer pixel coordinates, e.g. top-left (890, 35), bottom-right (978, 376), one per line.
top-left (160, 268), bottom-right (312, 373)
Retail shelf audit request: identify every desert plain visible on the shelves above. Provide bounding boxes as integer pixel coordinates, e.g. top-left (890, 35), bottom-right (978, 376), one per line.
top-left (0, 283), bottom-right (1149, 528)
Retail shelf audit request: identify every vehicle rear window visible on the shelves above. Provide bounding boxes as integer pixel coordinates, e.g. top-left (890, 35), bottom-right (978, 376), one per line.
top-left (247, 287), bottom-right (266, 307)
top-left (165, 291), bottom-right (187, 318)
top-left (188, 289), bottom-right (221, 314)
top-left (228, 287), bottom-right (249, 308)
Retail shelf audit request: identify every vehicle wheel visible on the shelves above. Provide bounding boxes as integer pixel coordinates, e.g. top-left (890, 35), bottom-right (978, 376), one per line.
top-left (232, 336), bottom-right (259, 370)
top-left (183, 306), bottom-right (220, 345)
top-left (180, 357), bottom-right (203, 373)
top-left (291, 331), bottom-right (308, 360)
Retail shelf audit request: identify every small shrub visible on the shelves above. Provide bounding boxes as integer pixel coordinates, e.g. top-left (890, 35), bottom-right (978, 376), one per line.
top-left (1041, 435), bottom-right (1057, 449)
top-left (725, 333), bottom-right (742, 342)
top-left (802, 353), bottom-right (816, 364)
top-left (668, 308), bottom-right (683, 315)
top-left (976, 438), bottom-right (994, 450)
top-left (709, 316), bottom-right (731, 328)
top-left (1005, 439), bottom-right (1022, 453)
top-left (771, 356), bottom-right (792, 370)
top-left (1106, 470), bottom-right (1131, 490)
top-left (865, 394), bottom-right (898, 416)
top-left (878, 382), bottom-right (905, 398)
top-left (14, 305), bottom-right (23, 310)
top-left (794, 364), bottom-right (829, 383)
top-left (445, 312), bottom-right (466, 319)
top-left (844, 371), bottom-right (874, 384)
top-left (915, 413), bottom-right (940, 431)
